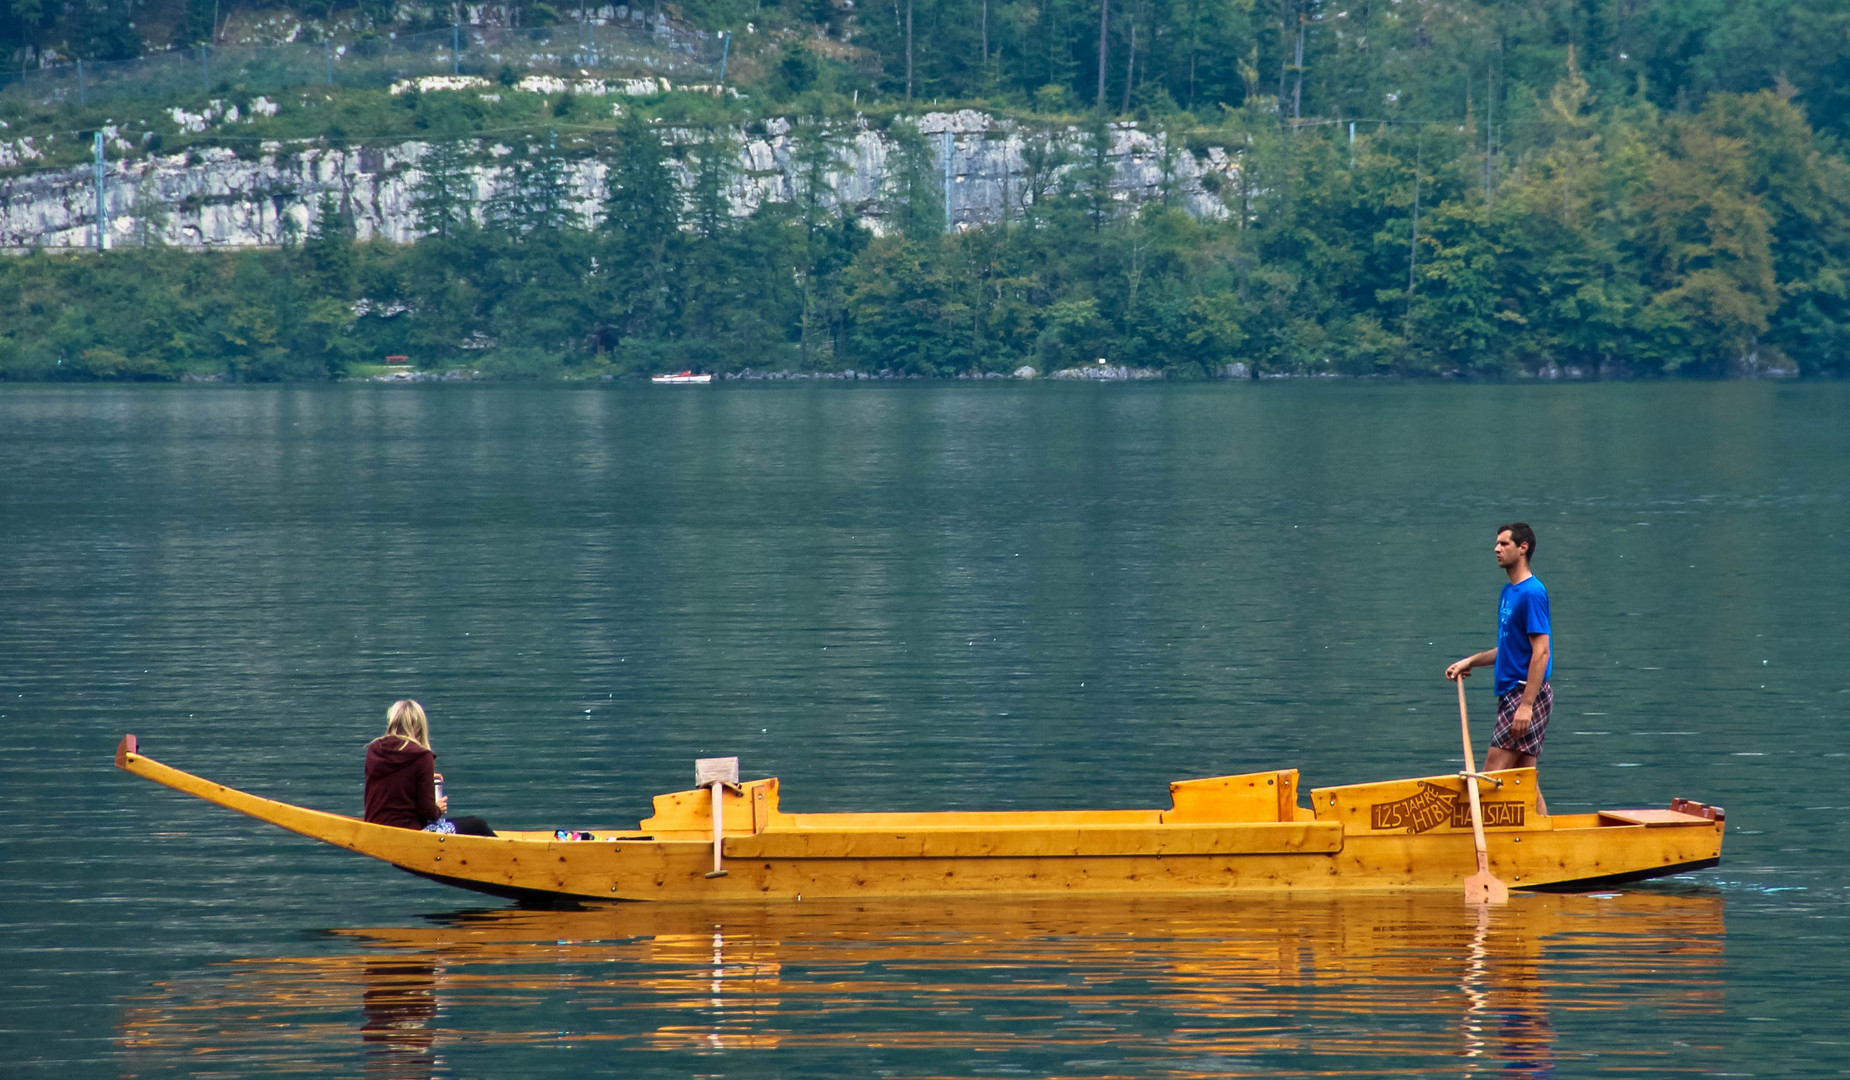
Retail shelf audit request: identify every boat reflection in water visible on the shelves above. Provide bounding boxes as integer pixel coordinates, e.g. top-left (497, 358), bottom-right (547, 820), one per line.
top-left (120, 890), bottom-right (1722, 1076)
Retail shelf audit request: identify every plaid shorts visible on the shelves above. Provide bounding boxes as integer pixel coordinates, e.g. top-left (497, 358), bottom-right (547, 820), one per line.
top-left (1491, 681), bottom-right (1553, 758)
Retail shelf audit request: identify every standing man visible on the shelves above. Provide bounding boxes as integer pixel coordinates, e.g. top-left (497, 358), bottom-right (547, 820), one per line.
top-left (1445, 523), bottom-right (1552, 809)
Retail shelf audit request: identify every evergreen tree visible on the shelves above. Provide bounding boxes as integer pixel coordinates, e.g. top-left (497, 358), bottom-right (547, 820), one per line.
top-left (689, 126), bottom-right (737, 240)
top-left (604, 115), bottom-right (681, 254)
top-left (791, 116), bottom-right (847, 363)
top-left (601, 114), bottom-right (683, 347)
top-left (488, 133), bottom-right (581, 237)
top-left (304, 194), bottom-right (357, 295)
top-left (1077, 112), bottom-right (1117, 231)
top-left (883, 121), bottom-right (945, 242)
top-left (412, 137), bottom-right (479, 240)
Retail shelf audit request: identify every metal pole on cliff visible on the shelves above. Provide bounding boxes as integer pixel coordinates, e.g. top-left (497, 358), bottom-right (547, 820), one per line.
top-left (942, 129), bottom-right (953, 232)
top-left (582, 0), bottom-right (597, 67)
top-left (453, 22), bottom-right (461, 76)
top-left (77, 59), bottom-right (85, 106)
top-left (717, 31), bottom-right (730, 88)
top-left (93, 132), bottom-right (109, 252)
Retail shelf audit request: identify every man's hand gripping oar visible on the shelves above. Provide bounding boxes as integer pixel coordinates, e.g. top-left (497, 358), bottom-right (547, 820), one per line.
top-left (1453, 673), bottom-right (1510, 906)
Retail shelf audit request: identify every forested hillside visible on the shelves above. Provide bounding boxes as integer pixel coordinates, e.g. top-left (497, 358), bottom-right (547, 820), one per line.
top-left (3, 0), bottom-right (1848, 379)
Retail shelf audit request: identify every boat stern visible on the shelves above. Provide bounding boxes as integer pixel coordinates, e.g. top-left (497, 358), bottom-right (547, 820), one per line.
top-left (1307, 770), bottom-right (1724, 890)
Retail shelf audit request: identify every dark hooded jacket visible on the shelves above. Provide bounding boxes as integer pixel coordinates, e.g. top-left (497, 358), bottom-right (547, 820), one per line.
top-left (364, 737), bottom-right (441, 829)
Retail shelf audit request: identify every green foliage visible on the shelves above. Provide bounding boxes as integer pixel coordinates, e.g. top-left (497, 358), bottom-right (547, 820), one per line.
top-left (9, 0), bottom-right (1850, 384)
top-left (486, 132), bottom-right (581, 236)
top-left (843, 235), bottom-right (966, 373)
top-left (476, 345), bottom-right (567, 379)
top-left (605, 115), bottom-right (680, 252)
top-left (412, 138), bottom-right (479, 240)
top-left (883, 120), bottom-right (946, 242)
top-left (688, 126), bottom-right (736, 240)
top-left (601, 114), bottom-right (683, 346)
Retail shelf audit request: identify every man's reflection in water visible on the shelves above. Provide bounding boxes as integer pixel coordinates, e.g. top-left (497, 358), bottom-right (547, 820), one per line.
top-left (1462, 906), bottom-right (1556, 1077)
top-left (361, 959), bottom-right (441, 1079)
top-left (1496, 1001), bottom-right (1557, 1076)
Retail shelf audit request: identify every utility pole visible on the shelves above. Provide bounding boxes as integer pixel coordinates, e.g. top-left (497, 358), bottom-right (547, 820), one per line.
top-left (93, 132), bottom-right (109, 251)
top-left (1096, 0), bottom-right (1109, 108)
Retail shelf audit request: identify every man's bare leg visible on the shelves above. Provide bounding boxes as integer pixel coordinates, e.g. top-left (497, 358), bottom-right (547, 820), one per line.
top-left (1484, 746), bottom-right (1548, 815)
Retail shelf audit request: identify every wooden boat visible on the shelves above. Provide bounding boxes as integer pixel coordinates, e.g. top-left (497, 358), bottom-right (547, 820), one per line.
top-left (113, 734), bottom-right (1724, 904)
top-left (650, 370), bottom-right (712, 384)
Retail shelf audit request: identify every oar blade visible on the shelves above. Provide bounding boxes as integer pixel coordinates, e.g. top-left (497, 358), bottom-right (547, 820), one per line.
top-left (1464, 852), bottom-right (1510, 906)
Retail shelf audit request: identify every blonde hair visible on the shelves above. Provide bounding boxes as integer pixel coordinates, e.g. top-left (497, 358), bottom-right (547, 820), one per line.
top-left (381, 699), bottom-right (431, 750)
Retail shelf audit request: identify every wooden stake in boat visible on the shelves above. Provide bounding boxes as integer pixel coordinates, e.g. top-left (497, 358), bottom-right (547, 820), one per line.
top-left (696, 756), bottom-right (740, 878)
top-left (1456, 678), bottom-right (1510, 905)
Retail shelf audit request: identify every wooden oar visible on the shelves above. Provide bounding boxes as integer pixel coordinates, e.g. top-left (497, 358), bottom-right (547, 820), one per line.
top-left (1456, 677), bottom-right (1510, 905)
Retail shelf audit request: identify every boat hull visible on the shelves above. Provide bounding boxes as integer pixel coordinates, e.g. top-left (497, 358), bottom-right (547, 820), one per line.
top-left (114, 735), bottom-right (1724, 904)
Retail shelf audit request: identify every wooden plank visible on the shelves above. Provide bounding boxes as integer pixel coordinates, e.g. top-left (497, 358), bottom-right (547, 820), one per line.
top-left (1597, 809), bottom-right (1718, 827)
top-left (726, 821), bottom-right (1344, 860)
top-left (1163, 771), bottom-right (1297, 823)
top-left (779, 808), bottom-right (1165, 829)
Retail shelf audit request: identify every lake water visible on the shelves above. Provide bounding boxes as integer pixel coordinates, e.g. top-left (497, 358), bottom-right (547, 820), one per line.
top-left (2, 381), bottom-right (1846, 1076)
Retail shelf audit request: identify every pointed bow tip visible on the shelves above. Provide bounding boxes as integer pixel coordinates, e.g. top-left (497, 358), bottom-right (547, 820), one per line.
top-left (115, 733), bottom-right (137, 768)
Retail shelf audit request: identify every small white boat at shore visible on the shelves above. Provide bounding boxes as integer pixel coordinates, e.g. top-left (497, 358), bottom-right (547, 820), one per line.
top-left (651, 371), bottom-right (713, 385)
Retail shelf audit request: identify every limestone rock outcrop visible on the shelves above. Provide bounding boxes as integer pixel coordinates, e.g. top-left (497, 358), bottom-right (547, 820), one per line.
top-left (0, 110), bottom-right (1240, 250)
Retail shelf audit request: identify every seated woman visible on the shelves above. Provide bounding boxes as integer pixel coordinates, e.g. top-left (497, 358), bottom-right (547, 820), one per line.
top-left (364, 699), bottom-right (495, 836)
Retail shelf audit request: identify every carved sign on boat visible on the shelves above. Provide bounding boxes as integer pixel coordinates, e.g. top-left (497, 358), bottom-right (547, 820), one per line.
top-left (1370, 781), bottom-right (1458, 832)
top-left (1452, 800), bottom-right (1524, 829)
top-left (1369, 781), bottom-right (1524, 833)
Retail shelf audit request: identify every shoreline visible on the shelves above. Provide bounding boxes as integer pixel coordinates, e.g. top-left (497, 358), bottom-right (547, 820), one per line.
top-left (2, 367), bottom-right (1816, 386)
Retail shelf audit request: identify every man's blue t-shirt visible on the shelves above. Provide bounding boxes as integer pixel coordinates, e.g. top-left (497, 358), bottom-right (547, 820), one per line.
top-left (1494, 576), bottom-right (1552, 695)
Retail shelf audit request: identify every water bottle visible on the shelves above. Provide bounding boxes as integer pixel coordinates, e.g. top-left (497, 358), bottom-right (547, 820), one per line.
top-left (434, 776), bottom-right (445, 803)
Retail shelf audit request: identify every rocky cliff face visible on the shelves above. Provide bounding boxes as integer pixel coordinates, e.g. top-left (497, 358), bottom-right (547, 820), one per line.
top-left (0, 109), bottom-right (1240, 250)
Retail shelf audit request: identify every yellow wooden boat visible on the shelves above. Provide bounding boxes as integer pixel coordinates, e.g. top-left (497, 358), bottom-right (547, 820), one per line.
top-left (114, 734), bottom-right (1723, 904)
